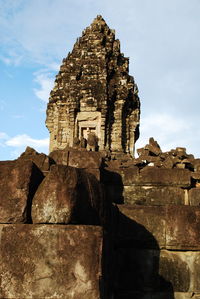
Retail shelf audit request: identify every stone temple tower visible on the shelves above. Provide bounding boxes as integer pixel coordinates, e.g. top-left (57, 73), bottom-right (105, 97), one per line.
top-left (46, 15), bottom-right (140, 156)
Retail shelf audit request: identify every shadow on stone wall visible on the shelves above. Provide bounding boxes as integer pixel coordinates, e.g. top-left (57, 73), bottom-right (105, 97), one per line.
top-left (101, 168), bottom-right (175, 299)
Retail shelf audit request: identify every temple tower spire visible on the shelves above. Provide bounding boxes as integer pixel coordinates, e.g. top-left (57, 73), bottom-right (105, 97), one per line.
top-left (46, 15), bottom-right (140, 156)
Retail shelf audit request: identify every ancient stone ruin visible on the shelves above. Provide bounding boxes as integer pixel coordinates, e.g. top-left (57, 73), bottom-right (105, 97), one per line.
top-left (46, 15), bottom-right (140, 156)
top-left (1, 15), bottom-right (200, 299)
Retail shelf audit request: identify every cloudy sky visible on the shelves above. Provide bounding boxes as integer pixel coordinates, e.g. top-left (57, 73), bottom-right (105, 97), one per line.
top-left (0, 0), bottom-right (200, 160)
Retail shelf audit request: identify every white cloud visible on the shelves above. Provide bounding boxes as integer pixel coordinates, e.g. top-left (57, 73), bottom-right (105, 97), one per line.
top-left (0, 132), bottom-right (9, 140)
top-left (6, 134), bottom-right (49, 148)
top-left (33, 71), bottom-right (55, 102)
top-left (0, 133), bottom-right (49, 159)
top-left (0, 132), bottom-right (9, 148)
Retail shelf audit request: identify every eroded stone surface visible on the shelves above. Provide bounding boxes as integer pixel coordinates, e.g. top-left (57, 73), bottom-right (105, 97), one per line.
top-left (68, 150), bottom-right (102, 168)
top-left (0, 224), bottom-right (102, 299)
top-left (166, 206), bottom-right (200, 250)
top-left (140, 168), bottom-right (191, 187)
top-left (19, 146), bottom-right (54, 173)
top-left (32, 164), bottom-right (103, 224)
top-left (189, 187), bottom-right (200, 206)
top-left (122, 186), bottom-right (185, 205)
top-left (0, 160), bottom-right (43, 223)
top-left (117, 205), bottom-right (166, 248)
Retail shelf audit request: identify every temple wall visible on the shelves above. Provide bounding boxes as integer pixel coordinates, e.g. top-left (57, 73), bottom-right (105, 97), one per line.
top-left (1, 146), bottom-right (200, 298)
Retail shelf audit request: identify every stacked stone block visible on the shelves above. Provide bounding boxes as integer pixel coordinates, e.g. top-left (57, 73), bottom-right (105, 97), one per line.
top-left (101, 138), bottom-right (200, 298)
top-left (0, 149), bottom-right (104, 299)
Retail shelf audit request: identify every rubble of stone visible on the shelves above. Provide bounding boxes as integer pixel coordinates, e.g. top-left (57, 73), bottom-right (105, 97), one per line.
top-left (135, 137), bottom-right (198, 171)
top-left (46, 15), bottom-right (140, 156)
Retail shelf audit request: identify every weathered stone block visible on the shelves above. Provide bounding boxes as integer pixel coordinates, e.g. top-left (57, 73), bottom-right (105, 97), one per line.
top-left (0, 160), bottom-right (43, 223)
top-left (32, 165), bottom-right (103, 224)
top-left (102, 167), bottom-right (139, 185)
top-left (123, 186), bottom-right (185, 205)
top-left (0, 224), bottom-right (103, 299)
top-left (49, 148), bottom-right (69, 165)
top-left (68, 150), bottom-right (102, 169)
top-left (166, 206), bottom-right (200, 250)
top-left (140, 168), bottom-right (191, 187)
top-left (115, 249), bottom-right (200, 296)
top-left (117, 205), bottom-right (166, 248)
top-left (159, 251), bottom-right (190, 292)
top-left (189, 188), bottom-right (200, 206)
top-left (19, 146), bottom-right (54, 173)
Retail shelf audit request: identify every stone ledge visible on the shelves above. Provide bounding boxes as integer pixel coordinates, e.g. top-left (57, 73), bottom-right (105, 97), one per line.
top-left (117, 205), bottom-right (200, 250)
top-left (0, 224), bottom-right (103, 299)
top-left (103, 167), bottom-right (191, 187)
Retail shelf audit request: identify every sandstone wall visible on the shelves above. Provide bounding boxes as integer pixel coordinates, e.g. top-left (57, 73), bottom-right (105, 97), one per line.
top-left (0, 151), bottom-right (104, 299)
top-left (1, 145), bottom-right (200, 298)
top-left (101, 139), bottom-right (200, 298)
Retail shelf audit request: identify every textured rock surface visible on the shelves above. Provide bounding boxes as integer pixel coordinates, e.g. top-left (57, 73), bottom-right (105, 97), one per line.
top-left (68, 150), bottom-right (102, 169)
top-left (117, 205), bottom-right (200, 250)
top-left (117, 205), bottom-right (166, 248)
top-left (139, 167), bottom-right (191, 187)
top-left (166, 205), bottom-right (200, 250)
top-left (0, 159), bottom-right (43, 223)
top-left (32, 164), bottom-right (103, 224)
top-left (46, 15), bottom-right (140, 155)
top-left (122, 185), bottom-right (185, 205)
top-left (0, 224), bottom-right (102, 299)
top-left (19, 146), bottom-right (54, 174)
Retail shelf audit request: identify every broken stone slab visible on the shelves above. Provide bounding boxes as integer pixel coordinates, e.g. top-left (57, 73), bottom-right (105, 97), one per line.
top-left (0, 160), bottom-right (44, 223)
top-left (0, 224), bottom-right (103, 299)
top-left (166, 205), bottom-right (200, 250)
top-left (144, 138), bottom-right (162, 156)
top-left (32, 164), bottom-right (104, 225)
top-left (137, 147), bottom-right (150, 157)
top-left (161, 156), bottom-right (174, 169)
top-left (140, 168), bottom-right (191, 187)
top-left (19, 146), bottom-right (54, 173)
top-left (117, 205), bottom-right (166, 249)
top-left (175, 147), bottom-right (188, 159)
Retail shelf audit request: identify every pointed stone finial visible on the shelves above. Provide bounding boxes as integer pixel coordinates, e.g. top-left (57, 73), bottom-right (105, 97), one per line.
top-left (91, 15), bottom-right (106, 25)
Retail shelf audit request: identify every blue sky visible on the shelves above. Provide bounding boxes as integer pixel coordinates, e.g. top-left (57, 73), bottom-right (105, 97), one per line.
top-left (0, 0), bottom-right (200, 160)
